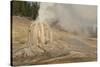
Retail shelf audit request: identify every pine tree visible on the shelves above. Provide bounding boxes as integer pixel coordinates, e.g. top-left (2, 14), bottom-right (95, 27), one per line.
top-left (12, 1), bottom-right (39, 20)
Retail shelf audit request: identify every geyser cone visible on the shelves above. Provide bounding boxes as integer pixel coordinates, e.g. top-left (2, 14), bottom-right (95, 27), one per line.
top-left (28, 21), bottom-right (53, 48)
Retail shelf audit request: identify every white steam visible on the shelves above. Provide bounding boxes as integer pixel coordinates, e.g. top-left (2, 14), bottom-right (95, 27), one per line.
top-left (37, 2), bottom-right (97, 37)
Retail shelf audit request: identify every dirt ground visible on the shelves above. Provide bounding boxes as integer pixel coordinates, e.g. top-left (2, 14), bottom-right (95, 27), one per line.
top-left (11, 16), bottom-right (97, 66)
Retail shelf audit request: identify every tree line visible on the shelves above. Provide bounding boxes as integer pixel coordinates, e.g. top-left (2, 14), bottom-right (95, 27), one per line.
top-left (11, 1), bottom-right (39, 20)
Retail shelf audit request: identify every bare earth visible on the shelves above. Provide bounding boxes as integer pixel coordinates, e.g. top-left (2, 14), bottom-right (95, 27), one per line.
top-left (12, 16), bottom-right (97, 66)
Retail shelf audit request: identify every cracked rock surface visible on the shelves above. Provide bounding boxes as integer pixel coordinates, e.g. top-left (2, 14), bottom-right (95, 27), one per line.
top-left (12, 16), bottom-right (97, 66)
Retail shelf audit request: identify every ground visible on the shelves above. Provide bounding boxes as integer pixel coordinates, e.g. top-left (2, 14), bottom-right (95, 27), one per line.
top-left (12, 16), bottom-right (97, 66)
